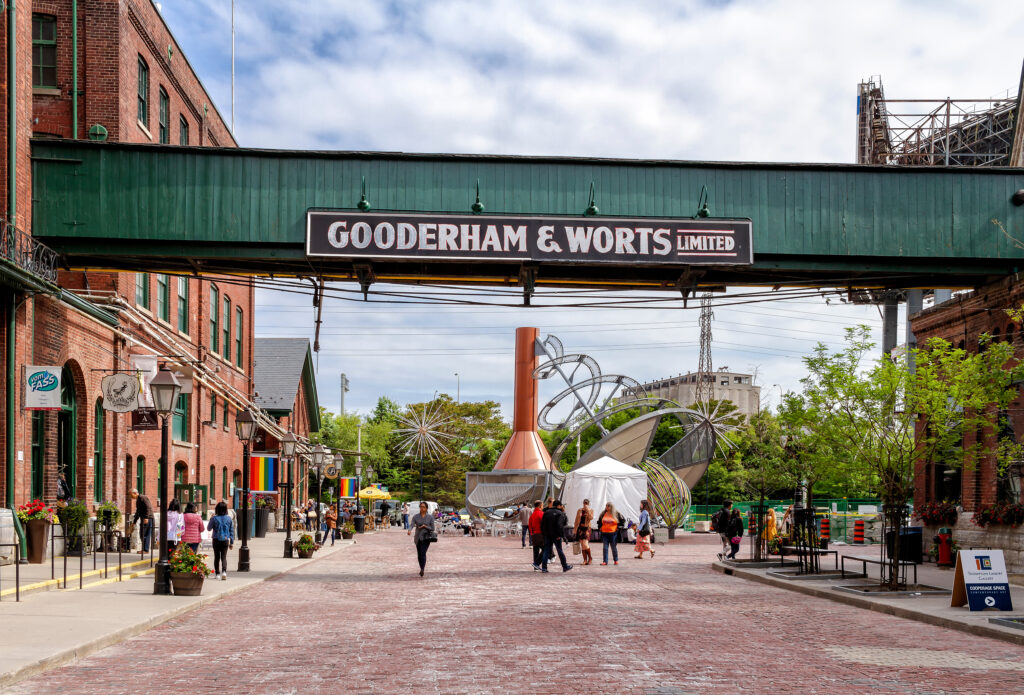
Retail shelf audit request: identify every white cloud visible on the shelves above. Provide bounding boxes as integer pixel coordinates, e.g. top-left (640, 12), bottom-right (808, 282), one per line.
top-left (157, 0), bottom-right (1019, 417)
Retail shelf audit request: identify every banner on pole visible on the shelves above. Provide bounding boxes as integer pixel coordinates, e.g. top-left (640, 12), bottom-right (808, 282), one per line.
top-left (338, 478), bottom-right (358, 498)
top-left (249, 454), bottom-right (278, 493)
top-left (24, 366), bottom-right (62, 410)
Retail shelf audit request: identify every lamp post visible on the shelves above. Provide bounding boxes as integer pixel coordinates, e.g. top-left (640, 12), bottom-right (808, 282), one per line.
top-left (311, 444), bottom-right (327, 543)
top-left (333, 452), bottom-right (345, 526)
top-left (354, 458), bottom-right (362, 529)
top-left (454, 372), bottom-right (460, 404)
top-left (279, 431), bottom-right (297, 558)
top-left (235, 408), bottom-right (257, 572)
top-left (149, 368), bottom-right (181, 595)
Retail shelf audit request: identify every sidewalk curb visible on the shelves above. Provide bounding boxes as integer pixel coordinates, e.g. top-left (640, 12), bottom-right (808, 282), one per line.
top-left (713, 560), bottom-right (1024, 647)
top-left (0, 541), bottom-right (353, 691)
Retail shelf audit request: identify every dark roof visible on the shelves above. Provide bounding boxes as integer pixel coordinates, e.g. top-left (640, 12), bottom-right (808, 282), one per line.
top-left (253, 338), bottom-right (321, 431)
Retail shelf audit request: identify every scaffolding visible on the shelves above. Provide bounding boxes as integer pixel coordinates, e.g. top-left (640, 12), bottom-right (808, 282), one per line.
top-left (856, 76), bottom-right (1018, 167)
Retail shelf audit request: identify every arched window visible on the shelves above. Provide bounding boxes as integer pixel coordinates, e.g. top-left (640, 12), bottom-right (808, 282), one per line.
top-left (209, 464), bottom-right (216, 503)
top-left (94, 399), bottom-right (105, 502)
top-left (136, 455), bottom-right (146, 495)
top-left (58, 364), bottom-right (77, 499)
top-left (235, 306), bottom-right (243, 367)
top-left (210, 284), bottom-right (219, 353)
top-left (175, 461), bottom-right (188, 484)
top-left (232, 469), bottom-right (241, 497)
top-left (222, 466), bottom-right (228, 500)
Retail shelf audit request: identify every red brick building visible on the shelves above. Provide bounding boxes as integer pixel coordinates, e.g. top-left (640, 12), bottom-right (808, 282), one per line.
top-left (911, 274), bottom-right (1024, 512)
top-left (0, 0), bottom-right (316, 520)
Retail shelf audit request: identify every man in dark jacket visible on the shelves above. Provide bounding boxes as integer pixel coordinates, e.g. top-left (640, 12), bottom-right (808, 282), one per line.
top-left (713, 499), bottom-right (733, 560)
top-left (130, 488), bottom-right (154, 553)
top-left (537, 500), bottom-right (573, 573)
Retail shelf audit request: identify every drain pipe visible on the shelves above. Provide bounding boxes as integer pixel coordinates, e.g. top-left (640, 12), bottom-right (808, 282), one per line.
top-left (71, 0), bottom-right (77, 139)
top-left (6, 0), bottom-right (17, 511)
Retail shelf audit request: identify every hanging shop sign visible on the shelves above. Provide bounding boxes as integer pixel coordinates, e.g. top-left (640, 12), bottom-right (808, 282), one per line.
top-left (306, 211), bottom-right (753, 265)
top-left (130, 408), bottom-right (160, 431)
top-left (24, 366), bottom-right (62, 411)
top-left (101, 373), bottom-right (140, 413)
top-left (323, 463), bottom-right (339, 479)
top-left (951, 550), bottom-right (1013, 611)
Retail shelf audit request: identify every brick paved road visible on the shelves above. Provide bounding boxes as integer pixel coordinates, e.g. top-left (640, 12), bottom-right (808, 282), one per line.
top-left (5, 531), bottom-right (1023, 694)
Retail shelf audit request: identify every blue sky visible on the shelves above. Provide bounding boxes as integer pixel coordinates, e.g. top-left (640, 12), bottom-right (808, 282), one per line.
top-left (157, 0), bottom-right (1024, 417)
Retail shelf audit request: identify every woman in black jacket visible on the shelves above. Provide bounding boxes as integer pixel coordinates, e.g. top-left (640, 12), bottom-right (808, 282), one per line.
top-left (725, 509), bottom-right (744, 560)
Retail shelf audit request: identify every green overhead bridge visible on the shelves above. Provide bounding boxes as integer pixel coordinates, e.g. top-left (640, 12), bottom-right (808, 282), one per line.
top-left (30, 139), bottom-right (1024, 292)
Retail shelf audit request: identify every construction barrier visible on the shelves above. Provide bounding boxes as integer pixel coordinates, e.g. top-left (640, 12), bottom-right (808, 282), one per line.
top-left (853, 519), bottom-right (865, 544)
top-left (747, 512), bottom-right (757, 536)
top-left (820, 516), bottom-right (830, 542)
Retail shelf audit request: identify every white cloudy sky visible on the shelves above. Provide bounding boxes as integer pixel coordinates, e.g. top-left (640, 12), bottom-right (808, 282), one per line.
top-left (159, 0), bottom-right (1024, 416)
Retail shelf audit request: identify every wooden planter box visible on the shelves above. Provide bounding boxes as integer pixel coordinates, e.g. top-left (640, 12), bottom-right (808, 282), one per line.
top-left (296, 548), bottom-right (314, 559)
top-left (169, 571), bottom-right (205, 596)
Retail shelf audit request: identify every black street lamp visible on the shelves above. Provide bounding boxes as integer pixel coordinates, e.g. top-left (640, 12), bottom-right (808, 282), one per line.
top-left (354, 458), bottom-right (362, 527)
top-left (149, 367), bottom-right (181, 595)
top-left (333, 452), bottom-right (345, 528)
top-left (311, 444), bottom-right (327, 543)
top-left (280, 431), bottom-right (297, 558)
top-left (235, 408), bottom-right (257, 572)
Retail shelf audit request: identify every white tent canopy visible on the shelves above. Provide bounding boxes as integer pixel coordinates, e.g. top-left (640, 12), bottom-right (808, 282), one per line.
top-left (560, 456), bottom-right (648, 527)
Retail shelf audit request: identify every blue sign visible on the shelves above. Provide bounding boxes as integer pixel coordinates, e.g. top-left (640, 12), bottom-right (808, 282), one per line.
top-left (952, 550), bottom-right (1014, 612)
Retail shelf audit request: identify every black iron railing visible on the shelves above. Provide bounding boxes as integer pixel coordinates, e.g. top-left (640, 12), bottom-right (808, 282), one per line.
top-left (0, 220), bottom-right (58, 284)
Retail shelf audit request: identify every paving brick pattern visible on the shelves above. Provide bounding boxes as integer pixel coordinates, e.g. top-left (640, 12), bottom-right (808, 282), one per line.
top-left (5, 532), bottom-right (1023, 694)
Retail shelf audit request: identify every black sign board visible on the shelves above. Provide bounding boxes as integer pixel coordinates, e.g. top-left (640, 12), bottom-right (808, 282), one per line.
top-left (306, 211), bottom-right (753, 266)
top-left (130, 408), bottom-right (159, 431)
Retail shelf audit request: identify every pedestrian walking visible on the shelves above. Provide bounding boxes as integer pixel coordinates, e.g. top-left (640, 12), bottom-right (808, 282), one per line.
top-left (130, 488), bottom-right (154, 553)
top-left (528, 500), bottom-right (544, 567)
top-left (712, 499), bottom-right (734, 560)
top-left (324, 504), bottom-right (338, 545)
top-left (401, 502), bottom-right (410, 530)
top-left (598, 502), bottom-right (624, 565)
top-left (206, 501), bottom-right (234, 580)
top-left (634, 499), bottom-right (655, 559)
top-left (573, 499), bottom-right (594, 565)
top-left (304, 499), bottom-right (316, 531)
top-left (166, 499), bottom-right (184, 552)
top-left (537, 500), bottom-right (573, 573)
top-left (181, 502), bottom-right (205, 552)
top-left (518, 503), bottom-right (532, 548)
top-left (380, 499), bottom-right (391, 529)
top-left (726, 509), bottom-right (744, 560)
top-left (408, 501), bottom-right (436, 577)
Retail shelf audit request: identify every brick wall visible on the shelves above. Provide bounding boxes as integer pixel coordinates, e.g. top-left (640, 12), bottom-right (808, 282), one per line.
top-left (1, 0), bottom-right (249, 513)
top-left (911, 273), bottom-right (1024, 511)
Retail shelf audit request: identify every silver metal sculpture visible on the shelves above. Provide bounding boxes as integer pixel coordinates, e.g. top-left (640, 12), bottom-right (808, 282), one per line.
top-left (533, 333), bottom-right (739, 536)
top-left (394, 402), bottom-right (456, 460)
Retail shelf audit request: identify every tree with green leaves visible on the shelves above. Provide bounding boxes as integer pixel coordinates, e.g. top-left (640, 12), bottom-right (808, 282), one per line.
top-left (800, 326), bottom-right (1022, 589)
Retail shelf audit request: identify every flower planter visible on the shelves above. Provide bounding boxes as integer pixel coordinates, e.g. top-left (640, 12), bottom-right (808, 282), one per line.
top-left (25, 519), bottom-right (50, 564)
top-left (169, 571), bottom-right (205, 596)
top-left (341, 531), bottom-right (353, 540)
top-left (296, 548), bottom-right (314, 559)
top-left (254, 508), bottom-right (270, 538)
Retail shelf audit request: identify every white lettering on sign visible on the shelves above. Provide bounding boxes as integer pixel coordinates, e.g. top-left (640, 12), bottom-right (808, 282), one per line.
top-left (307, 212), bottom-right (753, 265)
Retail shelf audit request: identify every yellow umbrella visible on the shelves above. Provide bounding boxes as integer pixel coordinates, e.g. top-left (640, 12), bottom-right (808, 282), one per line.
top-left (358, 487), bottom-right (391, 500)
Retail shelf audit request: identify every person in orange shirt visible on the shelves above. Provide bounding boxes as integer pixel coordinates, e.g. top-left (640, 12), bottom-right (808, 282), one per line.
top-left (528, 500), bottom-right (544, 569)
top-left (598, 502), bottom-right (625, 565)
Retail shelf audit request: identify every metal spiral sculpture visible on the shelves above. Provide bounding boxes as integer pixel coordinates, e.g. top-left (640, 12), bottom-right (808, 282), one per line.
top-left (532, 333), bottom-right (738, 535)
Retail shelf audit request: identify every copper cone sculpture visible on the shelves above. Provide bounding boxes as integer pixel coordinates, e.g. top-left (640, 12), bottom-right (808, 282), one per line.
top-left (492, 327), bottom-right (554, 471)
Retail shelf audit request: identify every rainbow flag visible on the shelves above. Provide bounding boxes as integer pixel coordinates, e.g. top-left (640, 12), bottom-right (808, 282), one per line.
top-left (338, 477), bottom-right (358, 498)
top-left (249, 454), bottom-right (277, 493)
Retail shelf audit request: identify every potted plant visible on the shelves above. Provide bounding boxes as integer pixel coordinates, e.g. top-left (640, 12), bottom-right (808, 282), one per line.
top-left (295, 533), bottom-right (320, 559)
top-left (57, 499), bottom-right (90, 556)
top-left (913, 501), bottom-right (958, 527)
top-left (96, 501), bottom-right (122, 551)
top-left (16, 499), bottom-right (55, 564)
top-left (340, 521), bottom-right (355, 540)
top-left (168, 543), bottom-right (212, 595)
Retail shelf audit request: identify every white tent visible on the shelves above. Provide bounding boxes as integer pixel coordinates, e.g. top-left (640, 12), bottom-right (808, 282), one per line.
top-left (560, 456), bottom-right (648, 527)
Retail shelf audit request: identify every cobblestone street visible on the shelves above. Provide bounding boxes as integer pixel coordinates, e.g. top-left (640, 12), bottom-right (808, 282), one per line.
top-left (5, 531), bottom-right (1023, 694)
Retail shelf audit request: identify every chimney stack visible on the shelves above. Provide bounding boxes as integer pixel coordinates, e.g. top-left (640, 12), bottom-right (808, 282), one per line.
top-left (492, 327), bottom-right (553, 471)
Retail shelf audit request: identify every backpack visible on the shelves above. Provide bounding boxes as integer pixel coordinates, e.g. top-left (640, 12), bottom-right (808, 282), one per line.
top-left (711, 509), bottom-right (727, 532)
